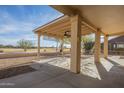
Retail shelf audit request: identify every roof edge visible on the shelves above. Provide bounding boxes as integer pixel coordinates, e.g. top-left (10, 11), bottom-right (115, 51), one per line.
top-left (33, 15), bottom-right (68, 33)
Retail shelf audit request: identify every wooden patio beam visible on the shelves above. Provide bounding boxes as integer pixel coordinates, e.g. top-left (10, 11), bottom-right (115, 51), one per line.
top-left (94, 29), bottom-right (101, 62)
top-left (70, 14), bottom-right (81, 73)
top-left (81, 17), bottom-right (97, 32)
top-left (108, 31), bottom-right (124, 36)
top-left (51, 6), bottom-right (97, 32)
top-left (104, 35), bottom-right (108, 58)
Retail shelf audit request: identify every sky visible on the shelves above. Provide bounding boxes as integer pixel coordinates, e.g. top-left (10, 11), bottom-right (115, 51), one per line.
top-left (0, 5), bottom-right (63, 47)
top-left (0, 5), bottom-right (114, 48)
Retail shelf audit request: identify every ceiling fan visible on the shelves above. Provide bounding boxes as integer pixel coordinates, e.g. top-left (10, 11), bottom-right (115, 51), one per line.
top-left (64, 31), bottom-right (71, 37)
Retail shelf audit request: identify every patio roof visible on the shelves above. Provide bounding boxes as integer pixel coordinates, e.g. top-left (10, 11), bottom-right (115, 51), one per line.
top-left (34, 5), bottom-right (124, 73)
top-left (34, 15), bottom-right (97, 39)
top-left (52, 5), bottom-right (124, 36)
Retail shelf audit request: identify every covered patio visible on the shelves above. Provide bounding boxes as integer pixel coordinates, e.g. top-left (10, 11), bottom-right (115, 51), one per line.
top-left (1, 5), bottom-right (124, 88)
top-left (34, 5), bottom-right (124, 74)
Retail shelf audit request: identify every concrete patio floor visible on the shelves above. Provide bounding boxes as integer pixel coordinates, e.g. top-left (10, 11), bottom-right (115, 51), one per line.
top-left (0, 55), bottom-right (124, 88)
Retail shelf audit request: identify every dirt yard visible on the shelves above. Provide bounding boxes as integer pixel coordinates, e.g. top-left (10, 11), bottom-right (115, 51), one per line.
top-left (0, 48), bottom-right (70, 53)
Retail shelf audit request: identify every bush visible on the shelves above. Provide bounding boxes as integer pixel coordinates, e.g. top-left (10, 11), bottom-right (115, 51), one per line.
top-left (81, 36), bottom-right (94, 54)
top-left (17, 39), bottom-right (33, 52)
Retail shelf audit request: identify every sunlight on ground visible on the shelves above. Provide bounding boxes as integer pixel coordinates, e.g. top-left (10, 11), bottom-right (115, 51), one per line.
top-left (20, 55), bottom-right (124, 81)
top-left (81, 57), bottom-right (101, 80)
top-left (33, 56), bottom-right (102, 80)
top-left (101, 58), bottom-right (114, 72)
top-left (32, 57), bottom-right (70, 70)
top-left (47, 57), bottom-right (70, 70)
top-left (108, 56), bottom-right (124, 66)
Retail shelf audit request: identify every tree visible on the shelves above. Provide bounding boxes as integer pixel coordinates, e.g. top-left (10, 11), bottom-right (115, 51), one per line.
top-left (17, 39), bottom-right (33, 52)
top-left (63, 37), bottom-right (70, 44)
top-left (59, 37), bottom-right (71, 53)
top-left (81, 35), bottom-right (94, 54)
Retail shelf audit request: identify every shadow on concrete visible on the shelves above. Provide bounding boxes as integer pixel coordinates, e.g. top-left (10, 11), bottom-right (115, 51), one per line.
top-left (29, 58), bottom-right (122, 88)
top-left (29, 62), bottom-right (103, 88)
top-left (105, 57), bottom-right (124, 74)
top-left (105, 58), bottom-right (120, 66)
top-left (95, 62), bottom-right (108, 80)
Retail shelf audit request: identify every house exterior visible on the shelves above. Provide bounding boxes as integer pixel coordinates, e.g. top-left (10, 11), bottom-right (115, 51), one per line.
top-left (108, 36), bottom-right (124, 50)
top-left (107, 36), bottom-right (124, 55)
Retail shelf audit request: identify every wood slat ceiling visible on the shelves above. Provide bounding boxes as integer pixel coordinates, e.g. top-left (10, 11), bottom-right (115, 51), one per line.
top-left (34, 15), bottom-right (94, 39)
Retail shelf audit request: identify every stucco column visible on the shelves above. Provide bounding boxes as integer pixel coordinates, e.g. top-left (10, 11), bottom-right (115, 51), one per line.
top-left (70, 15), bottom-right (81, 73)
top-left (104, 35), bottom-right (108, 58)
top-left (37, 34), bottom-right (41, 57)
top-left (94, 29), bottom-right (101, 62)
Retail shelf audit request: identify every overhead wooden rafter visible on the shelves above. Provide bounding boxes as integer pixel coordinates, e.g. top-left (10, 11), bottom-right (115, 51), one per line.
top-left (34, 15), bottom-right (96, 39)
top-left (108, 31), bottom-right (124, 36)
top-left (50, 5), bottom-right (124, 37)
top-left (51, 5), bottom-right (98, 31)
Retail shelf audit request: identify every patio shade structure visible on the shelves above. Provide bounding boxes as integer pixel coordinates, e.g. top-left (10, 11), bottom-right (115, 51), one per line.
top-left (34, 5), bottom-right (124, 73)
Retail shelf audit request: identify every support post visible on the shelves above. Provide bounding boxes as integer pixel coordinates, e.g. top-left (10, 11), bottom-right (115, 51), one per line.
top-left (94, 29), bottom-right (101, 62)
top-left (104, 35), bottom-right (108, 58)
top-left (70, 15), bottom-right (81, 73)
top-left (37, 34), bottom-right (41, 58)
top-left (60, 39), bottom-right (64, 55)
top-left (56, 39), bottom-right (59, 52)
